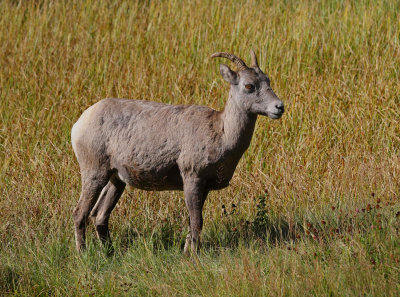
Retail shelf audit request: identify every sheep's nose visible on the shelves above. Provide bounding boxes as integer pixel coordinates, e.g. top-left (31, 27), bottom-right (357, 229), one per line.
top-left (275, 102), bottom-right (284, 113)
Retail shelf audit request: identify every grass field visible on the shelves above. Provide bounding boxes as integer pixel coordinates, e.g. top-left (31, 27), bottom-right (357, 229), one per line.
top-left (1, 0), bottom-right (400, 295)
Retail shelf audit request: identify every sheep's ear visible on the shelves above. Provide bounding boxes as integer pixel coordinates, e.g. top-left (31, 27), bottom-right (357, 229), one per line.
top-left (219, 64), bottom-right (238, 85)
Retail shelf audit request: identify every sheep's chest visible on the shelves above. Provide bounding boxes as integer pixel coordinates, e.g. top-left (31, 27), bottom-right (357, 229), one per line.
top-left (203, 155), bottom-right (241, 190)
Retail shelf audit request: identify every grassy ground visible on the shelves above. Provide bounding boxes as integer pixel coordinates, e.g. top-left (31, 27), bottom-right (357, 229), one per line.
top-left (1, 0), bottom-right (400, 295)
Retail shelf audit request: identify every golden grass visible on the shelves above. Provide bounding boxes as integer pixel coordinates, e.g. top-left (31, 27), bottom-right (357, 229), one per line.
top-left (1, 0), bottom-right (400, 295)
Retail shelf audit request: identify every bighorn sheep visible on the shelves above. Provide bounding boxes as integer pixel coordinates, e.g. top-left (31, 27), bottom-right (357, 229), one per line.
top-left (71, 50), bottom-right (284, 254)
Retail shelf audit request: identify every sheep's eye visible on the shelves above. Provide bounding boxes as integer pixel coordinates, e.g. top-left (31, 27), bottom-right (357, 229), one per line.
top-left (245, 84), bottom-right (254, 90)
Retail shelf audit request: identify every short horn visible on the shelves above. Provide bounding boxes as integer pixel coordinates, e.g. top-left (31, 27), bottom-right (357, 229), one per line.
top-left (210, 52), bottom-right (248, 71)
top-left (250, 49), bottom-right (258, 68)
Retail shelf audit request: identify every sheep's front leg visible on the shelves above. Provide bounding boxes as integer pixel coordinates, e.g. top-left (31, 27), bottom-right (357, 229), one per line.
top-left (183, 178), bottom-right (208, 255)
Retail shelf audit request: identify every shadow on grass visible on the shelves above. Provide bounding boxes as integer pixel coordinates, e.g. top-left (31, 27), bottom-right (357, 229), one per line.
top-left (201, 195), bottom-right (299, 253)
top-left (74, 194), bottom-right (400, 259)
top-left (117, 221), bottom-right (185, 253)
top-left (116, 194), bottom-right (303, 255)
top-left (0, 264), bottom-right (20, 294)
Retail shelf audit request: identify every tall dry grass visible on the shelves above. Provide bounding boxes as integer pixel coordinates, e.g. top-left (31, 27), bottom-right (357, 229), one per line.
top-left (1, 0), bottom-right (399, 296)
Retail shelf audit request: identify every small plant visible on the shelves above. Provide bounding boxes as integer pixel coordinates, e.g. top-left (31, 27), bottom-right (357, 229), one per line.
top-left (252, 193), bottom-right (270, 236)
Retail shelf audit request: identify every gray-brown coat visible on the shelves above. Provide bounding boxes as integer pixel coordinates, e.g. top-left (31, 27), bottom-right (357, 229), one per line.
top-left (71, 50), bottom-right (284, 254)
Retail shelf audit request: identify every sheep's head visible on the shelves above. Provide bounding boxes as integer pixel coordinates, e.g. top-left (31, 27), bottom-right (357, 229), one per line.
top-left (211, 50), bottom-right (284, 119)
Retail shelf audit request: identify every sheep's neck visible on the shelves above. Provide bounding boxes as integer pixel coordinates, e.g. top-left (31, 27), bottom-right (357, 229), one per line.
top-left (220, 92), bottom-right (257, 157)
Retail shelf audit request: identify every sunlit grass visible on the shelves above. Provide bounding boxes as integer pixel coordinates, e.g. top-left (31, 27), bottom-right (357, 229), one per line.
top-left (1, 0), bottom-right (400, 295)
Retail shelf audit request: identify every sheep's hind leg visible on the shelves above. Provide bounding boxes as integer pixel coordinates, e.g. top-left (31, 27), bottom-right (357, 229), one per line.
top-left (90, 174), bottom-right (126, 254)
top-left (73, 171), bottom-right (111, 252)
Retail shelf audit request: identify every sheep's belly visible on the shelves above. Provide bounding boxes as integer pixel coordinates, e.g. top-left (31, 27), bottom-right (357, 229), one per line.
top-left (117, 164), bottom-right (183, 191)
top-left (115, 161), bottom-right (235, 191)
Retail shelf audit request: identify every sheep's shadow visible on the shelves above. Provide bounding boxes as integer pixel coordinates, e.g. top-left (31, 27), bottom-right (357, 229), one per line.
top-left (201, 216), bottom-right (299, 253)
top-left (115, 216), bottom-right (300, 255)
top-left (116, 222), bottom-right (183, 253)
top-left (113, 195), bottom-right (303, 255)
